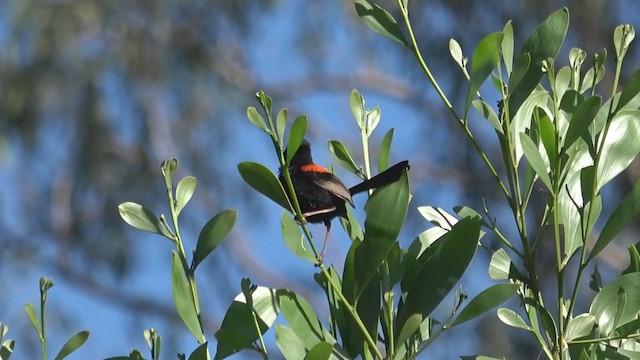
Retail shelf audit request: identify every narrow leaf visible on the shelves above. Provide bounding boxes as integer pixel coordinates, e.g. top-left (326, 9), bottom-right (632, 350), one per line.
top-left (24, 304), bottom-right (41, 339)
top-left (171, 251), bottom-right (204, 342)
top-left (563, 96), bottom-right (601, 151)
top-left (379, 128), bottom-right (394, 171)
top-left (276, 108), bottom-right (288, 145)
top-left (54, 331), bottom-right (90, 360)
top-left (519, 133), bottom-right (553, 191)
top-left (329, 141), bottom-right (360, 175)
top-left (286, 116), bottom-right (308, 165)
top-left (465, 32), bottom-right (504, 117)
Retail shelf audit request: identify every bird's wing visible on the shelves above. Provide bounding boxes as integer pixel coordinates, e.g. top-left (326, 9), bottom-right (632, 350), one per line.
top-left (311, 172), bottom-right (354, 207)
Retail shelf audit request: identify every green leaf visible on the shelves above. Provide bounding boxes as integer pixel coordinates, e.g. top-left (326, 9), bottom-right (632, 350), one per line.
top-left (351, 171), bottom-right (410, 300)
top-left (1, 339), bottom-right (15, 359)
top-left (215, 287), bottom-right (279, 359)
top-left (451, 284), bottom-right (519, 327)
top-left (54, 331), bottom-right (89, 360)
top-left (118, 202), bottom-right (162, 235)
top-left (365, 106), bottom-right (381, 135)
top-left (188, 342), bottom-right (208, 360)
top-left (276, 108), bottom-right (288, 144)
top-left (329, 141), bottom-right (360, 175)
top-left (510, 89), bottom-right (551, 164)
top-left (497, 308), bottom-right (532, 331)
top-left (465, 32), bottom-right (504, 117)
top-left (278, 290), bottom-right (336, 351)
top-left (613, 24), bottom-right (635, 59)
top-left (350, 89), bottom-right (365, 129)
top-left (354, 0), bottom-right (408, 46)
top-left (276, 325), bottom-right (307, 360)
top-left (565, 314), bottom-right (595, 341)
top-left (281, 211), bottom-right (315, 262)
top-left (238, 162), bottom-right (290, 211)
top-left (520, 132), bottom-right (553, 191)
top-left (622, 245), bottom-right (640, 276)
top-left (246, 106), bottom-right (269, 133)
top-left (597, 110), bottom-right (640, 191)
top-left (286, 116), bottom-right (308, 165)
top-left (193, 210), bottom-right (237, 270)
top-left (563, 96), bottom-right (601, 151)
top-left (616, 69), bottom-right (640, 112)
top-left (24, 303), bottom-right (41, 339)
top-left (396, 217), bottom-right (481, 343)
top-left (379, 128), bottom-right (394, 171)
top-left (256, 90), bottom-right (272, 116)
top-left (176, 176), bottom-right (197, 215)
top-left (502, 21), bottom-right (514, 74)
top-left (590, 272), bottom-right (640, 336)
top-left (304, 342), bottom-right (333, 360)
top-left (509, 8), bottom-right (569, 114)
top-left (488, 250), bottom-right (513, 281)
top-left (588, 179), bottom-right (640, 262)
top-left (449, 38), bottom-right (464, 69)
top-left (161, 158), bottom-right (178, 179)
top-left (472, 100), bottom-right (502, 134)
top-left (536, 113), bottom-right (557, 167)
top-left (171, 251), bottom-right (204, 342)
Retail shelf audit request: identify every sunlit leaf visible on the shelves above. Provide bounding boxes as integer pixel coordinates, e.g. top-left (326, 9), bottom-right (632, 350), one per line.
top-left (247, 106), bottom-right (269, 133)
top-left (354, 0), bottom-right (408, 46)
top-left (118, 202), bottom-right (162, 235)
top-left (329, 141), bottom-right (360, 175)
top-left (590, 273), bottom-right (640, 336)
top-left (566, 314), bottom-right (595, 341)
top-left (176, 176), bottom-right (197, 215)
top-left (597, 110), bottom-right (640, 191)
top-left (497, 308), bottom-right (532, 331)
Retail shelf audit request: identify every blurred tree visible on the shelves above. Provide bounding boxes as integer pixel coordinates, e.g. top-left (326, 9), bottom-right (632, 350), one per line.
top-left (0, 0), bottom-right (637, 358)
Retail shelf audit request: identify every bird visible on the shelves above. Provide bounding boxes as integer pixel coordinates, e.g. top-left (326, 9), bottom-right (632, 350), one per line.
top-left (279, 139), bottom-right (410, 259)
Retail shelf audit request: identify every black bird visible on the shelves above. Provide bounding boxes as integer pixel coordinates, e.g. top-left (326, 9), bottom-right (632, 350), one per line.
top-left (279, 139), bottom-right (409, 258)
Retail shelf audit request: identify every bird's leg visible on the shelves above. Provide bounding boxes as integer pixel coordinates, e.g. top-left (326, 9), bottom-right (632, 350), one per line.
top-left (319, 220), bottom-right (332, 262)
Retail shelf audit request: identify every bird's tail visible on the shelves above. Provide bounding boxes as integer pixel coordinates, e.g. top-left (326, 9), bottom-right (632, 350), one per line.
top-left (348, 160), bottom-right (410, 195)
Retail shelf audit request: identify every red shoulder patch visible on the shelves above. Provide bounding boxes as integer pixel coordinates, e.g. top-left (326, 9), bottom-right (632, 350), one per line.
top-left (300, 164), bottom-right (331, 174)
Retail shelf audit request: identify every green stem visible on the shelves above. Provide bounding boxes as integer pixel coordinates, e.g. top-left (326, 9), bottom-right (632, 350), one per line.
top-left (569, 332), bottom-right (640, 345)
top-left (163, 172), bottom-right (210, 359)
top-left (40, 287), bottom-right (47, 360)
top-left (277, 137), bottom-right (382, 358)
top-left (566, 48), bottom-right (625, 330)
top-left (397, 0), bottom-right (510, 202)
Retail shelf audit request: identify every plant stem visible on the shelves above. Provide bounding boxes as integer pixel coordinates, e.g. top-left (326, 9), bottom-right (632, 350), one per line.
top-left (397, 0), bottom-right (510, 203)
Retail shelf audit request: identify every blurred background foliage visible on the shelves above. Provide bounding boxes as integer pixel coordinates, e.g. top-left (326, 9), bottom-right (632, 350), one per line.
top-left (0, 0), bottom-right (638, 358)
